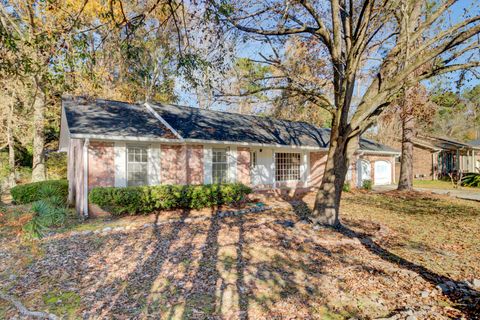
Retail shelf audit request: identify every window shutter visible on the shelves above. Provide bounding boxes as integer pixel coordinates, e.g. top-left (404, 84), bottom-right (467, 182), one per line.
top-left (114, 142), bottom-right (127, 187)
top-left (228, 146), bottom-right (237, 182)
top-left (148, 144), bottom-right (161, 185)
top-left (204, 147), bottom-right (212, 184)
top-left (300, 151), bottom-right (308, 184)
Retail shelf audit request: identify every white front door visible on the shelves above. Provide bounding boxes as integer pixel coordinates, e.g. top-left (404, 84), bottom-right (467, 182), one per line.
top-left (250, 148), bottom-right (274, 186)
top-left (374, 160), bottom-right (392, 185)
top-left (357, 159), bottom-right (371, 187)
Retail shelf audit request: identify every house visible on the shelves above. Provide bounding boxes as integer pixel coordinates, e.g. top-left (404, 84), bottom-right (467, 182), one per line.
top-left (392, 136), bottom-right (480, 181)
top-left (59, 97), bottom-right (400, 216)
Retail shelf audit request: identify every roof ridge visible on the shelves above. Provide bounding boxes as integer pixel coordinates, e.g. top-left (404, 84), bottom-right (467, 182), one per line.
top-left (151, 101), bottom-right (330, 130)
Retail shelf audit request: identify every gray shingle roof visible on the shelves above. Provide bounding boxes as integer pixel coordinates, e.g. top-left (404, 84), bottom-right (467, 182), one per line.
top-left (63, 98), bottom-right (176, 139)
top-left (62, 97), bottom-right (399, 154)
top-left (469, 138), bottom-right (480, 147)
top-left (149, 103), bottom-right (330, 147)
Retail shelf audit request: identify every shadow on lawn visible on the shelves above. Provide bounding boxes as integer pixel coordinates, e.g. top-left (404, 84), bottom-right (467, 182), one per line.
top-left (80, 205), bottom-right (332, 319)
top-left (335, 224), bottom-right (480, 318)
top-left (278, 192), bottom-right (480, 318)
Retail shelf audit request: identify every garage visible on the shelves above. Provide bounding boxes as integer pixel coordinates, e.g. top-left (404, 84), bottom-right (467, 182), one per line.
top-left (374, 160), bottom-right (392, 185)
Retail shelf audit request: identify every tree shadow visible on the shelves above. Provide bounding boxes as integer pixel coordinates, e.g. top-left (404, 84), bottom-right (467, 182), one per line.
top-left (273, 191), bottom-right (480, 317)
top-left (334, 224), bottom-right (480, 317)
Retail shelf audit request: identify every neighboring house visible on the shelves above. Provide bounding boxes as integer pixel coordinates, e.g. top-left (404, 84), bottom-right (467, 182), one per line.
top-left (392, 136), bottom-right (480, 181)
top-left (59, 97), bottom-right (400, 216)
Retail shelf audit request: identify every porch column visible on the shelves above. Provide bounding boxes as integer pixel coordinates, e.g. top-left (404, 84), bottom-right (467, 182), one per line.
top-left (456, 149), bottom-right (460, 171)
top-left (472, 149), bottom-right (475, 172)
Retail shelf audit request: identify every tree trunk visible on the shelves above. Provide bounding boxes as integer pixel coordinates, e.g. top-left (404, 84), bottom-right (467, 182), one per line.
top-left (398, 113), bottom-right (415, 190)
top-left (7, 99), bottom-right (16, 188)
top-left (31, 81), bottom-right (46, 182)
top-left (311, 128), bottom-right (352, 226)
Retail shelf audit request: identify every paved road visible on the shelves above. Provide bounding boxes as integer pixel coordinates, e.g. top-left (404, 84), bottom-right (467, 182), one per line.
top-left (373, 185), bottom-right (480, 202)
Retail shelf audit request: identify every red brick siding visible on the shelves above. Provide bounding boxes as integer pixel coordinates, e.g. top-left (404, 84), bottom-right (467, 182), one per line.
top-left (309, 152), bottom-right (328, 187)
top-left (161, 145), bottom-right (187, 185)
top-left (390, 140), bottom-right (433, 179)
top-left (186, 145), bottom-right (204, 184)
top-left (237, 147), bottom-right (251, 185)
top-left (88, 141), bottom-right (115, 190)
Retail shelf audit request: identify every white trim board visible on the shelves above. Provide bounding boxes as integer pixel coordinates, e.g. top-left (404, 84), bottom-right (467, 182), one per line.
top-left (144, 102), bottom-right (184, 140)
top-left (70, 134), bottom-right (400, 155)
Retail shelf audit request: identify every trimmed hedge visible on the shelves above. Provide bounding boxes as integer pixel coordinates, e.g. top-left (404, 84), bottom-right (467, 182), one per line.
top-left (89, 183), bottom-right (253, 215)
top-left (10, 180), bottom-right (68, 204)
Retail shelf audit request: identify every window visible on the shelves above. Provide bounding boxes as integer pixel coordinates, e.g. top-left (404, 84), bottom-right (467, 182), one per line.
top-left (212, 148), bottom-right (228, 184)
top-left (250, 151), bottom-right (257, 168)
top-left (127, 146), bottom-right (148, 186)
top-left (275, 152), bottom-right (301, 181)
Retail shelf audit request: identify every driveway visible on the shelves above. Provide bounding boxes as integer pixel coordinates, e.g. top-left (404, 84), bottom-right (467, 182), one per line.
top-left (373, 184), bottom-right (480, 202)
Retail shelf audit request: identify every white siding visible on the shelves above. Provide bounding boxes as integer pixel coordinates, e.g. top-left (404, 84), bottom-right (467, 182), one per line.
top-left (114, 142), bottom-right (127, 187)
top-left (228, 146), bottom-right (237, 182)
top-left (148, 143), bottom-right (161, 185)
top-left (204, 146), bottom-right (212, 184)
top-left (300, 151), bottom-right (308, 186)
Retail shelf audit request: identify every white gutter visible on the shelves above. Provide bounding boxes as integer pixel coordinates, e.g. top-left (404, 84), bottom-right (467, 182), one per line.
top-left (144, 102), bottom-right (184, 140)
top-left (70, 133), bottom-right (400, 154)
top-left (83, 138), bottom-right (89, 217)
top-left (70, 133), bottom-right (180, 143)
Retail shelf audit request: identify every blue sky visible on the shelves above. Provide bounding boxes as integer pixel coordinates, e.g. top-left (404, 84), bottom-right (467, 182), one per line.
top-left (178, 1), bottom-right (480, 111)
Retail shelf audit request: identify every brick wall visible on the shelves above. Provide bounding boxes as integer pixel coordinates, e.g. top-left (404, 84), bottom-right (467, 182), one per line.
top-left (390, 140), bottom-right (434, 179)
top-left (237, 147), bottom-right (251, 185)
top-left (161, 145), bottom-right (187, 184)
top-left (186, 145), bottom-right (204, 184)
top-left (88, 141), bottom-right (115, 190)
top-left (309, 152), bottom-right (328, 187)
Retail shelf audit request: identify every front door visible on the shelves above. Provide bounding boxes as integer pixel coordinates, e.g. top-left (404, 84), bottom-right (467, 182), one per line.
top-left (357, 159), bottom-right (371, 187)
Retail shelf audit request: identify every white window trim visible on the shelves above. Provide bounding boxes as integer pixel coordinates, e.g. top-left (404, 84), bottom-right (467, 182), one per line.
top-left (126, 145), bottom-right (150, 187)
top-left (212, 147), bottom-right (229, 184)
top-left (274, 151), bottom-right (302, 182)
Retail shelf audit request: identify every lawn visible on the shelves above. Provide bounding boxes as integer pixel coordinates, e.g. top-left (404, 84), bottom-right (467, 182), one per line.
top-left (0, 191), bottom-right (479, 319)
top-left (414, 179), bottom-right (480, 192)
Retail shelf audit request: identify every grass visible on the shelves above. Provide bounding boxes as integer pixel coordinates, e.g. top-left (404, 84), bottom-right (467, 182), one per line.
top-left (42, 290), bottom-right (81, 318)
top-left (413, 179), bottom-right (480, 192)
top-left (341, 191), bottom-right (480, 280)
top-left (1, 191), bottom-right (478, 319)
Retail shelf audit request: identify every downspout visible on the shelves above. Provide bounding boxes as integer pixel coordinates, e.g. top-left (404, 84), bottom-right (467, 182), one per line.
top-left (83, 138), bottom-right (89, 217)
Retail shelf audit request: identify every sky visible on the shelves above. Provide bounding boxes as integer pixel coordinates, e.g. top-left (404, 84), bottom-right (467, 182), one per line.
top-left (177, 0), bottom-right (480, 112)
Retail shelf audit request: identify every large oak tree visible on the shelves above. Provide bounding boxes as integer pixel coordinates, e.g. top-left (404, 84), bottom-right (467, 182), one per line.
top-left (207, 0), bottom-right (480, 225)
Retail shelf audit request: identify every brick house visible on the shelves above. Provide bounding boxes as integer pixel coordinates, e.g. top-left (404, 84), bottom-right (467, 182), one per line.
top-left (59, 97), bottom-right (400, 216)
top-left (392, 136), bottom-right (480, 181)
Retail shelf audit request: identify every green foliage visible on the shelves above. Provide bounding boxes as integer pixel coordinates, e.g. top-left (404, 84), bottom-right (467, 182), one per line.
top-left (89, 183), bottom-right (253, 215)
top-left (343, 182), bottom-right (351, 193)
top-left (461, 173), bottom-right (480, 188)
top-left (362, 180), bottom-right (372, 190)
top-left (23, 193), bottom-right (70, 239)
top-left (10, 180), bottom-right (68, 204)
top-left (46, 152), bottom-right (67, 180)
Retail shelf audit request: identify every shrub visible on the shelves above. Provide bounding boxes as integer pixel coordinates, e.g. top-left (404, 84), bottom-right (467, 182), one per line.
top-left (89, 183), bottom-right (253, 215)
top-left (342, 182), bottom-right (351, 192)
top-left (23, 198), bottom-right (70, 239)
top-left (10, 180), bottom-right (68, 204)
top-left (461, 173), bottom-right (480, 188)
top-left (362, 179), bottom-right (372, 190)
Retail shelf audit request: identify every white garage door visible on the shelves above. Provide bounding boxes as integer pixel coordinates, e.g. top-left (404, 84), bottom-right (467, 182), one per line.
top-left (374, 161), bottom-right (392, 185)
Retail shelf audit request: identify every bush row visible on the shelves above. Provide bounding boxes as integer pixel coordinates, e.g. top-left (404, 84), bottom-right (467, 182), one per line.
top-left (89, 183), bottom-right (253, 215)
top-left (11, 180), bottom-right (68, 204)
